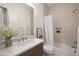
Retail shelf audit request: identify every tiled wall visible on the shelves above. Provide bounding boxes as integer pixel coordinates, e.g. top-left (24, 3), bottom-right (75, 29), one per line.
top-left (49, 3), bottom-right (77, 47)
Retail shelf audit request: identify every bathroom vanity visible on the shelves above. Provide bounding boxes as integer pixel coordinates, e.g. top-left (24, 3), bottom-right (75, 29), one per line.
top-left (20, 42), bottom-right (43, 56)
top-left (0, 38), bottom-right (43, 56)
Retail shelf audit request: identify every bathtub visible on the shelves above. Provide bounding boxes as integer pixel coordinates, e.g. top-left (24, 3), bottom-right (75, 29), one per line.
top-left (54, 43), bottom-right (76, 56)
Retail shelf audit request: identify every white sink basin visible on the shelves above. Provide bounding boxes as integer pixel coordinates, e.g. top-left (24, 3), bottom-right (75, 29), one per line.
top-left (16, 39), bottom-right (34, 47)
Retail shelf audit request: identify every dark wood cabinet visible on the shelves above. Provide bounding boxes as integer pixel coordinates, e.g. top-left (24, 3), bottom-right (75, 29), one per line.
top-left (20, 43), bottom-right (43, 56)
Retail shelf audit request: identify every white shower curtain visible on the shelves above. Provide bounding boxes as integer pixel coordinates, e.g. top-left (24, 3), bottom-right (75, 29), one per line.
top-left (44, 15), bottom-right (54, 45)
top-left (76, 26), bottom-right (79, 55)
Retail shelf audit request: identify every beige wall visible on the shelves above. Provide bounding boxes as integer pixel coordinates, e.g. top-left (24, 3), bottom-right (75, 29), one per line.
top-left (44, 4), bottom-right (49, 16)
top-left (76, 4), bottom-right (79, 26)
top-left (33, 3), bottom-right (44, 38)
top-left (49, 3), bottom-right (77, 46)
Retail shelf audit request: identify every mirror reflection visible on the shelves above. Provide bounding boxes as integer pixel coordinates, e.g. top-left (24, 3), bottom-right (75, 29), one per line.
top-left (0, 3), bottom-right (34, 43)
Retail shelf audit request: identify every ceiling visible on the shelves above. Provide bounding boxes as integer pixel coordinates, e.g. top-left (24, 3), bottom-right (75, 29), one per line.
top-left (46, 3), bottom-right (55, 7)
top-left (20, 3), bottom-right (33, 11)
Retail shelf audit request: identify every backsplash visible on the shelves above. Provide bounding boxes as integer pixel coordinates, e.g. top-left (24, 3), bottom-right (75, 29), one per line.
top-left (0, 39), bottom-right (5, 46)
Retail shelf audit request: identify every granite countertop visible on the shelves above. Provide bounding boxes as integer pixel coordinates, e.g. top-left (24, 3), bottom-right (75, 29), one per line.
top-left (0, 38), bottom-right (44, 56)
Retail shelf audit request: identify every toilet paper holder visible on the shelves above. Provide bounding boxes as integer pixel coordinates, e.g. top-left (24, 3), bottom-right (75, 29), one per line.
top-left (56, 27), bottom-right (62, 33)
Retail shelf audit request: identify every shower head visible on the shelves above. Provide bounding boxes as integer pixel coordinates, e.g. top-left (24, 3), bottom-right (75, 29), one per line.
top-left (72, 8), bottom-right (79, 13)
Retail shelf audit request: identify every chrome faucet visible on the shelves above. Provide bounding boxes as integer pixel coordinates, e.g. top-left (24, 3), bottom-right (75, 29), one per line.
top-left (72, 41), bottom-right (77, 53)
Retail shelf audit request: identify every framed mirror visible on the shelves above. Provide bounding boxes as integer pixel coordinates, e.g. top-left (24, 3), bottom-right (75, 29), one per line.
top-left (0, 3), bottom-right (34, 39)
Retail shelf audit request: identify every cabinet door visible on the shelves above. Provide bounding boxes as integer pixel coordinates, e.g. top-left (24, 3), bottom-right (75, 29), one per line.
top-left (20, 43), bottom-right (43, 56)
